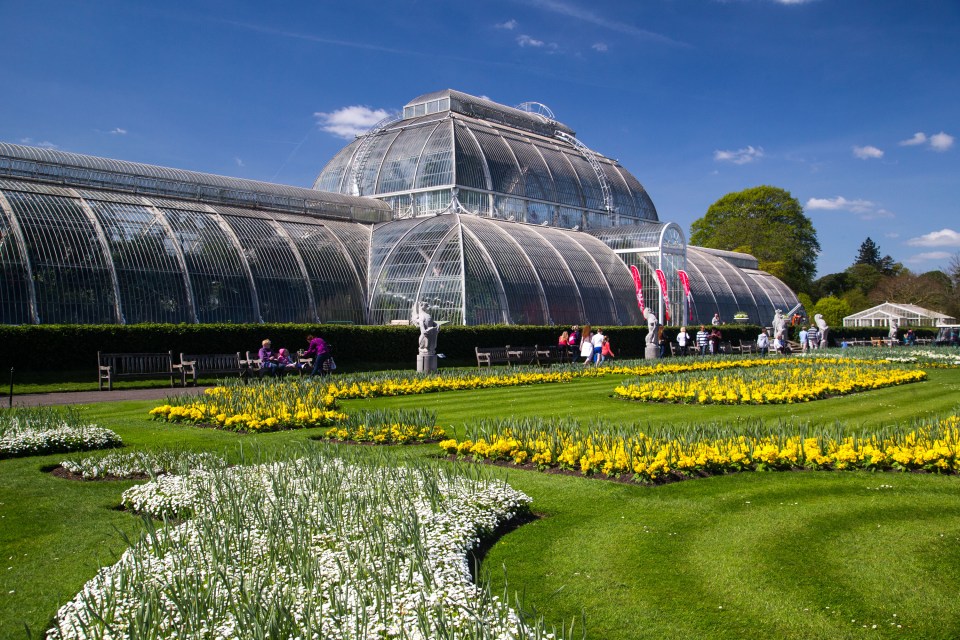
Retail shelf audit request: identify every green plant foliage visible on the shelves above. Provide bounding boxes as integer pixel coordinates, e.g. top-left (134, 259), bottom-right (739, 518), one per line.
top-left (690, 186), bottom-right (820, 292)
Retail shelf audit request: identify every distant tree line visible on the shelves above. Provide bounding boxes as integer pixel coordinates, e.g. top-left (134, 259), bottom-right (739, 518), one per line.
top-left (690, 186), bottom-right (960, 328)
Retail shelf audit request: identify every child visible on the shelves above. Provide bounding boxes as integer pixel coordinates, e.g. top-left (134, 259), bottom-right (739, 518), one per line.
top-left (601, 336), bottom-right (615, 362)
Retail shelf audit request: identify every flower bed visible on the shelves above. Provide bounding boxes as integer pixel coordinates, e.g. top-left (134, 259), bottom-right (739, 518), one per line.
top-left (0, 407), bottom-right (121, 459)
top-left (440, 414), bottom-right (960, 483)
top-left (59, 449), bottom-right (226, 480)
top-left (613, 359), bottom-right (926, 404)
top-left (48, 451), bottom-right (561, 639)
top-left (149, 379), bottom-right (346, 433)
top-left (316, 408), bottom-right (446, 444)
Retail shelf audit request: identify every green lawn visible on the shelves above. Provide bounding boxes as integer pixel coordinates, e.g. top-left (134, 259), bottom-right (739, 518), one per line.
top-left (2, 366), bottom-right (960, 639)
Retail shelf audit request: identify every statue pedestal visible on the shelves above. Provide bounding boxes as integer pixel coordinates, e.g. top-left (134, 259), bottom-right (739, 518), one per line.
top-left (645, 345), bottom-right (660, 360)
top-left (417, 354), bottom-right (438, 374)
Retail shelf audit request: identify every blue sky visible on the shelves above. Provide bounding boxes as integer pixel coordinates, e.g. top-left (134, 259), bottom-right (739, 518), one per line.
top-left (2, 0), bottom-right (958, 278)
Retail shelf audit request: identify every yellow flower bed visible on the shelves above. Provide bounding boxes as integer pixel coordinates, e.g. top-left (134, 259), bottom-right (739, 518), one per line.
top-left (321, 422), bottom-right (448, 444)
top-left (613, 359), bottom-right (926, 404)
top-left (150, 384), bottom-right (345, 433)
top-left (440, 415), bottom-right (960, 483)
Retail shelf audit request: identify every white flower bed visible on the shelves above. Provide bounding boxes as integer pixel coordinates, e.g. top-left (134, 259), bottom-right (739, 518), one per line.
top-left (60, 449), bottom-right (226, 479)
top-left (48, 452), bottom-right (559, 639)
top-left (0, 412), bottom-right (121, 459)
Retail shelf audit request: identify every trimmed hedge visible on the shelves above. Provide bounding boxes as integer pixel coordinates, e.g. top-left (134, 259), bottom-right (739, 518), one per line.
top-left (2, 323), bottom-right (773, 373)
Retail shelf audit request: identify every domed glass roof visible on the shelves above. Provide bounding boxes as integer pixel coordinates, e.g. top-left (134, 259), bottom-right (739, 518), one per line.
top-left (315, 90), bottom-right (658, 228)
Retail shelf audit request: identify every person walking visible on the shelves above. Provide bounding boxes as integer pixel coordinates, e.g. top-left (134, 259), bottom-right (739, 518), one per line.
top-left (806, 324), bottom-right (819, 352)
top-left (591, 327), bottom-right (605, 364)
top-left (601, 335), bottom-right (615, 361)
top-left (676, 326), bottom-right (691, 356)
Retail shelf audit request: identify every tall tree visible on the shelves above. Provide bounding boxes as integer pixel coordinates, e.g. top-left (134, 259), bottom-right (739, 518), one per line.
top-left (690, 186), bottom-right (820, 292)
top-left (855, 237), bottom-right (882, 267)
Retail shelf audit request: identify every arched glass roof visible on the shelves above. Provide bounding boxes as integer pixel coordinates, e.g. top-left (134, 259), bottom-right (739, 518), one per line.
top-left (685, 247), bottom-right (798, 326)
top-left (0, 178), bottom-right (370, 324)
top-left (0, 142), bottom-right (391, 223)
top-left (315, 90), bottom-right (658, 226)
top-left (368, 213), bottom-right (641, 327)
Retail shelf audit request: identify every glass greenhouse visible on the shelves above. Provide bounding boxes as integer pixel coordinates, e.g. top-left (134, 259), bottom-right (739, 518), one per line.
top-left (0, 89), bottom-right (801, 328)
top-left (0, 143), bottom-right (389, 325)
top-left (315, 89), bottom-right (658, 228)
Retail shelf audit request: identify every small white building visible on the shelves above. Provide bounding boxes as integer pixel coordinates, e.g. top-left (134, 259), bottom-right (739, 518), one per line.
top-left (842, 302), bottom-right (956, 328)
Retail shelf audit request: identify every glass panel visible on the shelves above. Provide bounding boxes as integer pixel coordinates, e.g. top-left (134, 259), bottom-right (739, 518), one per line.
top-left (458, 189), bottom-right (491, 216)
top-left (369, 217), bottom-right (455, 324)
top-left (221, 215), bottom-right (314, 323)
top-left (88, 199), bottom-right (192, 324)
top-left (314, 140), bottom-right (360, 193)
top-left (453, 125), bottom-right (488, 190)
top-left (358, 130), bottom-right (401, 195)
top-left (462, 227), bottom-right (507, 325)
top-left (0, 197), bottom-right (32, 324)
top-left (538, 146), bottom-right (585, 208)
top-left (460, 217), bottom-right (546, 325)
top-left (162, 207), bottom-right (256, 323)
top-left (414, 122), bottom-right (453, 190)
top-left (377, 126), bottom-right (436, 194)
top-left (526, 201), bottom-right (554, 226)
top-left (493, 196), bottom-right (525, 221)
top-left (417, 228), bottom-right (463, 325)
top-left (558, 206), bottom-right (583, 229)
top-left (4, 191), bottom-right (116, 324)
top-left (280, 220), bottom-right (366, 324)
top-left (471, 130), bottom-right (523, 196)
top-left (509, 225), bottom-right (579, 325)
top-left (505, 138), bottom-right (555, 202)
top-left (414, 190), bottom-right (451, 216)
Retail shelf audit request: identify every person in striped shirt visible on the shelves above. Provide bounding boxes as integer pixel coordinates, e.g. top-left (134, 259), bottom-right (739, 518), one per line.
top-left (696, 326), bottom-right (710, 355)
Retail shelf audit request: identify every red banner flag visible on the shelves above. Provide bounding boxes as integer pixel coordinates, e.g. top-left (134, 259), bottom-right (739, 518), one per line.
top-left (655, 268), bottom-right (671, 322)
top-left (629, 264), bottom-right (645, 312)
top-left (677, 269), bottom-right (693, 321)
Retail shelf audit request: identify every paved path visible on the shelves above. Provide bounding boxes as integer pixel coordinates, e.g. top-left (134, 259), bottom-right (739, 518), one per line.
top-left (8, 386), bottom-right (210, 407)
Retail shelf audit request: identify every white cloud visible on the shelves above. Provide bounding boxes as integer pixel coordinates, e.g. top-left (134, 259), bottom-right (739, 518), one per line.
top-left (713, 145), bottom-right (763, 165)
top-left (19, 137), bottom-right (58, 149)
top-left (852, 145), bottom-right (883, 159)
top-left (496, 19), bottom-right (518, 30)
top-left (109, 128), bottom-right (127, 135)
top-left (906, 251), bottom-right (953, 264)
top-left (906, 228), bottom-right (960, 248)
top-left (929, 131), bottom-right (955, 152)
top-left (234, 157), bottom-right (245, 167)
top-left (805, 196), bottom-right (894, 220)
top-left (314, 105), bottom-right (393, 139)
top-left (517, 34), bottom-right (545, 47)
top-left (899, 132), bottom-right (927, 146)
top-left (899, 130), bottom-right (954, 151)
top-left (592, 42), bottom-right (608, 52)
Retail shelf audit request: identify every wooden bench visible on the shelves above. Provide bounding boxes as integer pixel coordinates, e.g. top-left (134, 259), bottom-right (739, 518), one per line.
top-left (176, 352), bottom-right (245, 386)
top-left (507, 346), bottom-right (539, 366)
top-left (98, 351), bottom-right (176, 391)
top-left (534, 344), bottom-right (562, 365)
top-left (476, 346), bottom-right (510, 367)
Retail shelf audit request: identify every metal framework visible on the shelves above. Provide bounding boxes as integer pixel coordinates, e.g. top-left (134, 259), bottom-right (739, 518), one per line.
top-left (315, 89), bottom-right (657, 228)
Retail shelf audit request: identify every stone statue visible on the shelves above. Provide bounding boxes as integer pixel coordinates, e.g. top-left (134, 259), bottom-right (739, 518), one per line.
top-left (888, 319), bottom-right (899, 343)
top-left (644, 307), bottom-right (659, 347)
top-left (772, 309), bottom-right (786, 341)
top-left (413, 302), bottom-right (439, 355)
top-left (815, 313), bottom-right (829, 349)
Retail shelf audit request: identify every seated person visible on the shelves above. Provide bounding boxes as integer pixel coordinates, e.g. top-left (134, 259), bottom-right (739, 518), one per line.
top-left (274, 348), bottom-right (301, 374)
top-left (258, 339), bottom-right (281, 376)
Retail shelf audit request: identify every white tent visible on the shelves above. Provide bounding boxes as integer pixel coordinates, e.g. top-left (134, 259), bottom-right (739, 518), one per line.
top-left (842, 302), bottom-right (956, 328)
